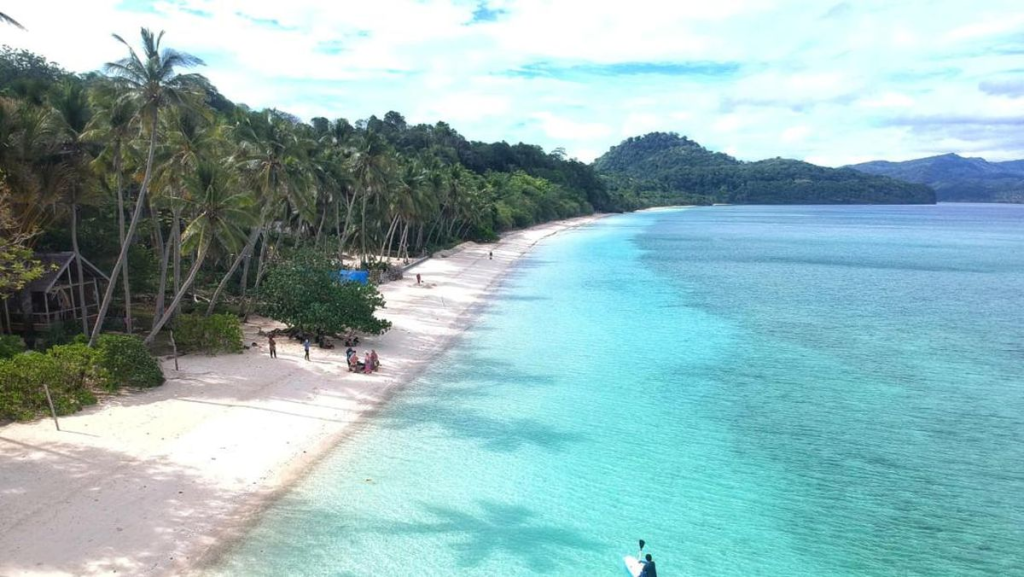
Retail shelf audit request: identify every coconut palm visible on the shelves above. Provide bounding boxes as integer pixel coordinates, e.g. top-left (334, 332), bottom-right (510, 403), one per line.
top-left (90, 28), bottom-right (206, 346)
top-left (83, 83), bottom-right (139, 332)
top-left (0, 12), bottom-right (24, 29)
top-left (349, 130), bottom-right (393, 263)
top-left (49, 80), bottom-right (97, 334)
top-left (152, 106), bottom-right (220, 323)
top-left (145, 160), bottom-right (253, 344)
top-left (229, 109), bottom-right (312, 311)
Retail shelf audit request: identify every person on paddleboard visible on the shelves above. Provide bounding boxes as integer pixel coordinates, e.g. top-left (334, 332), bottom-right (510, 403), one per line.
top-left (638, 553), bottom-right (658, 577)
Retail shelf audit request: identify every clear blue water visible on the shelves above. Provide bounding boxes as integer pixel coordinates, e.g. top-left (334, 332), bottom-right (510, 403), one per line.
top-left (214, 204), bottom-right (1024, 576)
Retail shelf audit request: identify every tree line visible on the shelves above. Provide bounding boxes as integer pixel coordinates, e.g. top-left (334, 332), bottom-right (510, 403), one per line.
top-left (0, 29), bottom-right (619, 347)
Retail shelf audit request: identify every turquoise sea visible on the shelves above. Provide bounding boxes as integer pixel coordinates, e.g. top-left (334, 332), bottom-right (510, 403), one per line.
top-left (214, 204), bottom-right (1024, 576)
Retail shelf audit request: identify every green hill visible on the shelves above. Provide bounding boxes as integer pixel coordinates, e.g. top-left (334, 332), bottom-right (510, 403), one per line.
top-left (594, 132), bottom-right (936, 208)
top-left (848, 153), bottom-right (1024, 203)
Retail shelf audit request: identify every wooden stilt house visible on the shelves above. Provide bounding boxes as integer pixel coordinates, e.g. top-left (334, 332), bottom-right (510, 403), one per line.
top-left (0, 252), bottom-right (109, 336)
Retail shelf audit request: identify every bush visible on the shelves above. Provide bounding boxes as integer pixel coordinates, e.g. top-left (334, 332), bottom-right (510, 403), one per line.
top-left (49, 343), bottom-right (108, 390)
top-left (0, 351), bottom-right (98, 422)
top-left (174, 313), bottom-right (244, 355)
top-left (261, 249), bottom-right (392, 335)
top-left (95, 334), bottom-right (165, 390)
top-left (0, 334), bottom-right (24, 359)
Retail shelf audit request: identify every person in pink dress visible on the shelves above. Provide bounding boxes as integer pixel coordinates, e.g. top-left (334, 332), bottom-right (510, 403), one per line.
top-left (363, 351), bottom-right (373, 374)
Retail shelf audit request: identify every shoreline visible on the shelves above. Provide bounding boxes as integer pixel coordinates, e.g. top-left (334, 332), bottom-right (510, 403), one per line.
top-left (0, 214), bottom-right (606, 577)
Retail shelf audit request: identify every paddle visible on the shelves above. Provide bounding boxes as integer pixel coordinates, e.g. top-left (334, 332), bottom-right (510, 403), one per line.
top-left (638, 539), bottom-right (646, 559)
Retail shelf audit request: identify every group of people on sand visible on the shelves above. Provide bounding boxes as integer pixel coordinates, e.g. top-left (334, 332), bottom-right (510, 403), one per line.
top-left (265, 334), bottom-right (380, 375)
top-left (347, 347), bottom-right (379, 374)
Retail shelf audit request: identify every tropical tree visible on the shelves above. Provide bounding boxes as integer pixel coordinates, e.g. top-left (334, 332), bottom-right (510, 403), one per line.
top-left (152, 106), bottom-right (220, 323)
top-left (144, 160), bottom-right (253, 344)
top-left (48, 80), bottom-right (99, 334)
top-left (90, 28), bottom-right (206, 346)
top-left (229, 109), bottom-right (312, 311)
top-left (0, 12), bottom-right (24, 29)
top-left (83, 83), bottom-right (139, 332)
top-left (349, 130), bottom-right (392, 262)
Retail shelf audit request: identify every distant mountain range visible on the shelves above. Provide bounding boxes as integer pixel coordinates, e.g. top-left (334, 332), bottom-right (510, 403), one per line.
top-left (848, 154), bottom-right (1024, 203)
top-left (594, 133), bottom-right (935, 208)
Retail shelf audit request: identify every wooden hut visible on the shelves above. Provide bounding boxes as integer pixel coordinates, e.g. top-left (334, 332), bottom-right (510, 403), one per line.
top-left (0, 252), bottom-right (109, 335)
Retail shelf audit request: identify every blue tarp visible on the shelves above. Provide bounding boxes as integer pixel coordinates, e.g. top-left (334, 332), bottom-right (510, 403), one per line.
top-left (337, 270), bottom-right (369, 285)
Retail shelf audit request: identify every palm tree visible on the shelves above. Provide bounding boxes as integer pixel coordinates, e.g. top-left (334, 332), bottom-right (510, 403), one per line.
top-left (90, 28), bottom-right (206, 346)
top-left (49, 80), bottom-right (97, 334)
top-left (349, 131), bottom-right (392, 263)
top-left (229, 109), bottom-right (312, 312)
top-left (0, 12), bottom-right (25, 29)
top-left (83, 83), bottom-right (139, 332)
top-left (145, 160), bottom-right (253, 344)
top-left (152, 106), bottom-right (220, 323)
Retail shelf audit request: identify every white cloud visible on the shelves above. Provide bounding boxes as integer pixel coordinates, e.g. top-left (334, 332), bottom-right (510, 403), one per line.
top-left (531, 112), bottom-right (612, 141)
top-left (2, 0), bottom-right (1022, 165)
top-left (780, 125), bottom-right (811, 143)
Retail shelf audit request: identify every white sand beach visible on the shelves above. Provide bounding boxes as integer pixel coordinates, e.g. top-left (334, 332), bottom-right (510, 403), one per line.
top-left (0, 215), bottom-right (603, 577)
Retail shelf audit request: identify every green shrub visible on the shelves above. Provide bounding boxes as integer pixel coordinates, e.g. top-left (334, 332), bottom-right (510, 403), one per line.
top-left (0, 334), bottom-right (24, 359)
top-left (0, 351), bottom-right (98, 422)
top-left (49, 343), bottom-right (108, 390)
top-left (173, 313), bottom-right (244, 355)
top-left (96, 334), bottom-right (165, 390)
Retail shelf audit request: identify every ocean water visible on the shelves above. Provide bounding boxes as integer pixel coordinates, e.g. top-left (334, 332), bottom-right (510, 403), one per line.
top-left (213, 204), bottom-right (1024, 576)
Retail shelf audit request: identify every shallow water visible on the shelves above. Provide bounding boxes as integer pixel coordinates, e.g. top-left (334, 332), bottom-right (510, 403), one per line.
top-left (214, 204), bottom-right (1024, 576)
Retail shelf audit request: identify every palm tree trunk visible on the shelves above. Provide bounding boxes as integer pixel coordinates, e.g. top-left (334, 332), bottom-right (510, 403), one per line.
top-left (90, 107), bottom-right (159, 347)
top-left (144, 240), bottom-right (209, 345)
top-left (70, 203), bottom-right (90, 335)
top-left (379, 213), bottom-right (400, 260)
top-left (206, 226), bottom-right (261, 316)
top-left (314, 203), bottom-right (326, 249)
top-left (360, 191), bottom-right (369, 263)
top-left (114, 144), bottom-right (132, 333)
top-left (240, 252), bottom-right (252, 298)
top-left (339, 193), bottom-right (356, 259)
top-left (335, 193), bottom-right (343, 258)
top-left (172, 206), bottom-right (182, 295)
top-left (152, 202), bottom-right (169, 326)
top-left (399, 221), bottom-right (410, 260)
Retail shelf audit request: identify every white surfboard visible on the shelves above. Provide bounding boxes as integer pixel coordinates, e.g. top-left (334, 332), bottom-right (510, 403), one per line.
top-left (624, 555), bottom-right (644, 577)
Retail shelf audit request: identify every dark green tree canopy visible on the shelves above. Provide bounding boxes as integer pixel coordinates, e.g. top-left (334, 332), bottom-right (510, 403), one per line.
top-left (260, 249), bottom-right (392, 335)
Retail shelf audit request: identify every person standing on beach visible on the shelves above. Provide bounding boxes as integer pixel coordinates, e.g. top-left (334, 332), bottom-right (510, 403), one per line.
top-left (370, 349), bottom-right (379, 371)
top-left (268, 335), bottom-right (277, 358)
top-left (416, 273), bottom-right (421, 285)
top-left (363, 350), bottom-right (373, 374)
top-left (489, 251), bottom-right (493, 260)
top-left (303, 337), bottom-right (311, 361)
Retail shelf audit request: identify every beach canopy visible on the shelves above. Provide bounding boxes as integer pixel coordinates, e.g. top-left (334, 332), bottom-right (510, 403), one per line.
top-left (337, 270), bottom-right (369, 285)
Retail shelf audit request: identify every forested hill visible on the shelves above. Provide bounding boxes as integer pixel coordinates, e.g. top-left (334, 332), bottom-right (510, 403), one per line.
top-left (848, 154), bottom-right (1024, 203)
top-left (594, 132), bottom-right (936, 207)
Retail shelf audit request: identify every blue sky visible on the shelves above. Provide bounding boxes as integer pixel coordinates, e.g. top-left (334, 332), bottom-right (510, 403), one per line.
top-left (5, 0), bottom-right (1024, 164)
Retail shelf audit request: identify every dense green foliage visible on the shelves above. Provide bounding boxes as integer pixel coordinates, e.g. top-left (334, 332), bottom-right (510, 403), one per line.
top-left (849, 153), bottom-right (1024, 203)
top-left (0, 185), bottom-right (47, 298)
top-left (0, 37), bottom-right (614, 351)
top-left (95, 334), bottom-right (165, 390)
top-left (174, 313), bottom-right (243, 354)
top-left (0, 333), bottom-right (23, 358)
top-left (0, 332), bottom-right (163, 421)
top-left (0, 349), bottom-right (98, 421)
top-left (595, 132), bottom-right (937, 206)
top-left (260, 249), bottom-right (392, 336)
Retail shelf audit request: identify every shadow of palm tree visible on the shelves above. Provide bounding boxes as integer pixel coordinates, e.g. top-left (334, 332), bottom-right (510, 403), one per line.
top-left (372, 500), bottom-right (603, 572)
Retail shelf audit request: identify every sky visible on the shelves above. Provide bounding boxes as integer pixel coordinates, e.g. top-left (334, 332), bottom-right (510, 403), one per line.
top-left (3, 0), bottom-right (1023, 165)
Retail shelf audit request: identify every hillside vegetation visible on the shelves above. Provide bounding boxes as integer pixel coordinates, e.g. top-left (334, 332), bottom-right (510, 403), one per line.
top-left (594, 132), bottom-right (936, 207)
top-left (849, 153), bottom-right (1024, 203)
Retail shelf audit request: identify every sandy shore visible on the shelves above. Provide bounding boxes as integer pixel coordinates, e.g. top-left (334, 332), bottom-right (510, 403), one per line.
top-left (0, 215), bottom-right (604, 577)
